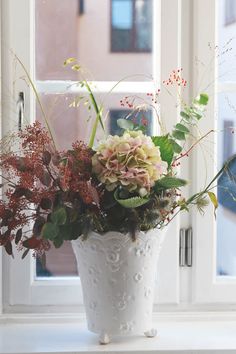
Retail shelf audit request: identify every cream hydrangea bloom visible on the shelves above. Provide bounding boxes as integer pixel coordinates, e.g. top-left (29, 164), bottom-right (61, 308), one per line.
top-left (92, 130), bottom-right (168, 196)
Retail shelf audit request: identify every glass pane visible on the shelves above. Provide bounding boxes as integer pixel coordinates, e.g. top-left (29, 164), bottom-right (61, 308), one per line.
top-left (36, 93), bottom-right (81, 277)
top-left (110, 109), bottom-right (153, 135)
top-left (217, 92), bottom-right (236, 276)
top-left (35, 0), bottom-right (154, 81)
top-left (35, 0), bottom-right (79, 80)
top-left (135, 0), bottom-right (152, 51)
top-left (36, 93), bottom-right (84, 150)
top-left (36, 91), bottom-right (156, 146)
top-left (35, 0), bottom-right (156, 277)
top-left (35, 91), bottom-right (155, 277)
top-left (218, 0), bottom-right (236, 83)
top-left (217, 0), bottom-right (236, 276)
top-left (37, 242), bottom-right (78, 277)
top-left (112, 0), bottom-right (133, 29)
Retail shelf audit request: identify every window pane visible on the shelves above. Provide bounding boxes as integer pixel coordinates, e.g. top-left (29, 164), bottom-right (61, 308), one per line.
top-left (37, 242), bottom-right (78, 277)
top-left (35, 93), bottom-right (83, 277)
top-left (112, 0), bottom-right (133, 29)
top-left (111, 0), bottom-right (153, 53)
top-left (110, 109), bottom-right (153, 135)
top-left (217, 1), bottom-right (236, 276)
top-left (35, 0), bottom-right (154, 80)
top-left (111, 0), bottom-right (133, 51)
top-left (35, 91), bottom-right (155, 277)
top-left (135, 0), bottom-right (152, 51)
top-left (225, 0), bottom-right (236, 25)
top-left (217, 92), bottom-right (236, 276)
top-left (35, 0), bottom-right (79, 80)
top-left (218, 0), bottom-right (236, 83)
top-left (35, 0), bottom-right (156, 278)
top-left (36, 93), bottom-right (84, 150)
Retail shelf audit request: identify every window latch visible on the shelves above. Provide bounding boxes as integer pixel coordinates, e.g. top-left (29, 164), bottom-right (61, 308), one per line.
top-left (179, 228), bottom-right (192, 267)
top-left (17, 92), bottom-right (24, 131)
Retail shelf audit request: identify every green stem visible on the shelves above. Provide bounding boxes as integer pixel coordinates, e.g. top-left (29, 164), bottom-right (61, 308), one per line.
top-left (84, 81), bottom-right (105, 148)
top-left (13, 53), bottom-right (57, 150)
top-left (186, 164), bottom-right (225, 206)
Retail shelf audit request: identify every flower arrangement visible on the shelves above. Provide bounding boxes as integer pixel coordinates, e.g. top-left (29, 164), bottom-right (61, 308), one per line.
top-left (0, 59), bottom-right (221, 259)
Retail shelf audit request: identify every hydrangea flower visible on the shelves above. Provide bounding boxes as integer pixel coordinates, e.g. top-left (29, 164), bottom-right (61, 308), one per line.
top-left (92, 130), bottom-right (168, 196)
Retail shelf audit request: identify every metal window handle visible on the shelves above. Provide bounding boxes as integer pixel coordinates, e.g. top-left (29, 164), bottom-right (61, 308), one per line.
top-left (186, 228), bottom-right (192, 267)
top-left (179, 229), bottom-right (186, 267)
top-left (179, 228), bottom-right (193, 267)
top-left (17, 92), bottom-right (24, 131)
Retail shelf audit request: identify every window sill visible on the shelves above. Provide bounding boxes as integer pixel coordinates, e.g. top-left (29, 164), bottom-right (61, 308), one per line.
top-left (1, 314), bottom-right (236, 354)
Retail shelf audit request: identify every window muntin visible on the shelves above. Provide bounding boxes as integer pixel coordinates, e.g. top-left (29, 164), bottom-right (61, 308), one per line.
top-left (111, 0), bottom-right (152, 52)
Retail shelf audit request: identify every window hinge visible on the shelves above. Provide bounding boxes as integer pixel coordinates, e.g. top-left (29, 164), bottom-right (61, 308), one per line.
top-left (179, 228), bottom-right (192, 267)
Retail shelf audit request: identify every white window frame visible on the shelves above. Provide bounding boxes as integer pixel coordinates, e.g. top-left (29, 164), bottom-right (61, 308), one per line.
top-left (2, 0), bottom-right (236, 317)
top-left (191, 0), bottom-right (236, 305)
top-left (0, 0), bottom-right (194, 313)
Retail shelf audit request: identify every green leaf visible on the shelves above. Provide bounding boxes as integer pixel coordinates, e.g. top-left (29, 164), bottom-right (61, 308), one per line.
top-left (152, 135), bottom-right (174, 167)
top-left (53, 238), bottom-right (64, 248)
top-left (51, 207), bottom-right (67, 225)
top-left (155, 176), bottom-right (187, 191)
top-left (117, 118), bottom-right (134, 131)
top-left (40, 198), bottom-right (52, 210)
top-left (15, 228), bottom-right (22, 245)
top-left (114, 190), bottom-right (149, 208)
top-left (207, 191), bottom-right (218, 218)
top-left (63, 57), bottom-right (76, 66)
top-left (175, 123), bottom-right (190, 133)
top-left (180, 111), bottom-right (190, 119)
top-left (169, 139), bottom-right (183, 154)
top-left (172, 130), bottom-right (186, 140)
top-left (196, 93), bottom-right (209, 105)
top-left (4, 241), bottom-right (13, 256)
top-left (191, 111), bottom-right (202, 120)
top-left (84, 80), bottom-right (105, 149)
top-left (59, 223), bottom-right (82, 240)
top-left (41, 222), bottom-right (59, 240)
top-left (22, 248), bottom-right (30, 259)
top-left (71, 64), bottom-right (81, 71)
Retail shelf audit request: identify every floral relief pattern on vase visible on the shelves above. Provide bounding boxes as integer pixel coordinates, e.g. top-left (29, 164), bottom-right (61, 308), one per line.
top-left (72, 228), bottom-right (167, 338)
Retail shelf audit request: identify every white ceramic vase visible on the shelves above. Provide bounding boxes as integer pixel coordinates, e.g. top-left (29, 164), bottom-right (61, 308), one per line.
top-left (72, 228), bottom-right (166, 344)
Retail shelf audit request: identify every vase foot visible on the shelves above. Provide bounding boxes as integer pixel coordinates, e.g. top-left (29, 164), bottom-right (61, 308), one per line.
top-left (144, 328), bottom-right (157, 338)
top-left (99, 332), bottom-right (110, 345)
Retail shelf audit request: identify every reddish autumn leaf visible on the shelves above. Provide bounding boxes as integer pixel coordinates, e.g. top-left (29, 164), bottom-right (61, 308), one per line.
top-left (42, 151), bottom-right (51, 165)
top-left (39, 171), bottom-right (51, 187)
top-left (23, 237), bottom-right (41, 250)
